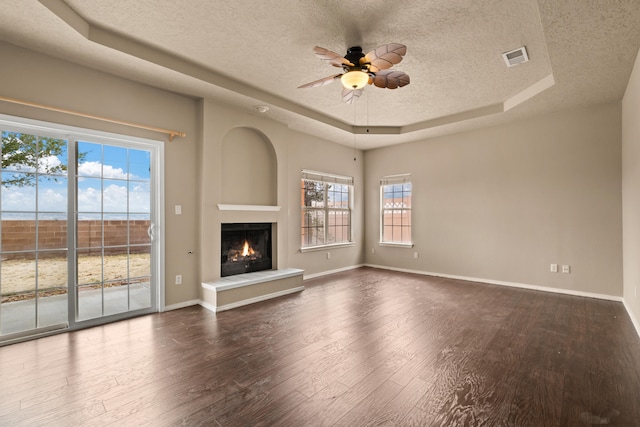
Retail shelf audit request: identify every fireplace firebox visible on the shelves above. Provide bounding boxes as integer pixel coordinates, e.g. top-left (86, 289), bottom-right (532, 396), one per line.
top-left (221, 223), bottom-right (272, 277)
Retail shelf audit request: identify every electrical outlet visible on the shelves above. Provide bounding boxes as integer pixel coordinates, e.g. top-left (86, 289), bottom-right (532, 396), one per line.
top-left (371, 248), bottom-right (375, 254)
top-left (327, 252), bottom-right (331, 259)
top-left (413, 252), bottom-right (419, 259)
top-left (562, 265), bottom-right (570, 274)
top-left (550, 264), bottom-right (558, 273)
top-left (175, 274), bottom-right (182, 285)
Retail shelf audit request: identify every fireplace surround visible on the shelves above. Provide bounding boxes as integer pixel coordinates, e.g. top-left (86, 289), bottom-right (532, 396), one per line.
top-left (221, 222), bottom-right (272, 277)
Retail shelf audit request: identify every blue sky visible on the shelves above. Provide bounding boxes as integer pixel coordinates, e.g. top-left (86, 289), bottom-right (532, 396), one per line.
top-left (1, 135), bottom-right (151, 219)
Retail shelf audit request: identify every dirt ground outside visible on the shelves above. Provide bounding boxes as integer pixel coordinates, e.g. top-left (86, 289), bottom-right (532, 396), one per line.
top-left (1, 254), bottom-right (150, 300)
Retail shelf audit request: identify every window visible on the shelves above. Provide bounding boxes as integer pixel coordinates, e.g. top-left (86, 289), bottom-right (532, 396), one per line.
top-left (381, 174), bottom-right (412, 245)
top-left (301, 170), bottom-right (353, 249)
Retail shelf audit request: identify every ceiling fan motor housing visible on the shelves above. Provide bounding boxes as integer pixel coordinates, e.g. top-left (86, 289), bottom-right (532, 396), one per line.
top-left (344, 46), bottom-right (371, 73)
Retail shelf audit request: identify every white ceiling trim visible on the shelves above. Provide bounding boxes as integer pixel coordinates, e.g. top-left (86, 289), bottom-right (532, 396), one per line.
top-left (355, 74), bottom-right (555, 134)
top-left (38, 0), bottom-right (555, 138)
top-left (37, 0), bottom-right (351, 133)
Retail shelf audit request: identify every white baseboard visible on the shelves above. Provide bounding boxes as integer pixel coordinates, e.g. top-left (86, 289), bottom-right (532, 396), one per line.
top-left (623, 298), bottom-right (640, 339)
top-left (161, 265), bottom-right (640, 339)
top-left (364, 264), bottom-right (623, 302)
top-left (198, 299), bottom-right (217, 314)
top-left (303, 264), bottom-right (365, 280)
top-left (163, 299), bottom-right (200, 312)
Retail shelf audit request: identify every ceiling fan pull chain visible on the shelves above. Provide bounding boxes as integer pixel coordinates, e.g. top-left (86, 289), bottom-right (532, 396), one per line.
top-left (353, 99), bottom-right (357, 162)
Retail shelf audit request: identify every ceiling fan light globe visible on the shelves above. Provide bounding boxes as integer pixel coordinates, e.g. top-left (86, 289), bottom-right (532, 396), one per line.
top-left (341, 71), bottom-right (369, 90)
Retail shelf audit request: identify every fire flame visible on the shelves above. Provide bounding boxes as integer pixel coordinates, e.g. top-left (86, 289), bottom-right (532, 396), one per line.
top-left (241, 240), bottom-right (255, 257)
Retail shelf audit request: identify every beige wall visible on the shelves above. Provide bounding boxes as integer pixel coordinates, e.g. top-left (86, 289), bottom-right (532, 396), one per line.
top-left (364, 103), bottom-right (623, 297)
top-left (199, 99), bottom-right (364, 283)
top-left (287, 129), bottom-right (365, 276)
top-left (622, 48), bottom-right (640, 329)
top-left (0, 42), bottom-right (200, 307)
top-left (1, 40), bottom-right (632, 320)
top-left (221, 127), bottom-right (277, 206)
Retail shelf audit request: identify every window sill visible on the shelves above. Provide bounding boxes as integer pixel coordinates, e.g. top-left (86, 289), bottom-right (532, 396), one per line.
top-left (378, 242), bottom-right (414, 248)
top-left (300, 242), bottom-right (355, 253)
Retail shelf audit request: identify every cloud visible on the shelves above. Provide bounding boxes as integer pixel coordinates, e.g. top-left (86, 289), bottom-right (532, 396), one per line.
top-left (77, 182), bottom-right (150, 214)
top-left (102, 183), bottom-right (129, 212)
top-left (77, 161), bottom-right (135, 180)
top-left (38, 155), bottom-right (64, 173)
top-left (1, 186), bottom-right (36, 211)
top-left (2, 179), bottom-right (150, 217)
top-left (3, 154), bottom-right (64, 174)
top-left (39, 187), bottom-right (67, 212)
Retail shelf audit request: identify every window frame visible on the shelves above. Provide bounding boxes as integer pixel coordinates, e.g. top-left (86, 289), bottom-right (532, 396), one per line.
top-left (300, 170), bottom-right (354, 252)
top-left (380, 174), bottom-right (413, 247)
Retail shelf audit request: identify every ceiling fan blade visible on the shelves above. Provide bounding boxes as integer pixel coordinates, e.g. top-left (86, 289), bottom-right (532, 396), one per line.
top-left (362, 43), bottom-right (407, 73)
top-left (342, 87), bottom-right (363, 104)
top-left (313, 46), bottom-right (354, 67)
top-left (372, 70), bottom-right (410, 89)
top-left (298, 74), bottom-right (342, 89)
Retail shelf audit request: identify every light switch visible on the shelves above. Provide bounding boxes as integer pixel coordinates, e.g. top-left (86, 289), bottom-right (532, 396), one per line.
top-left (175, 205), bottom-right (182, 215)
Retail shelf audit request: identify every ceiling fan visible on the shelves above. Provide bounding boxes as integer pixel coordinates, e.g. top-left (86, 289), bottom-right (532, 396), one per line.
top-left (298, 44), bottom-right (410, 104)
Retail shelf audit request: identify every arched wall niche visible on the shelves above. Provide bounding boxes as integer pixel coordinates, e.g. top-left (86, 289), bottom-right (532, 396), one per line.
top-left (221, 127), bottom-right (277, 206)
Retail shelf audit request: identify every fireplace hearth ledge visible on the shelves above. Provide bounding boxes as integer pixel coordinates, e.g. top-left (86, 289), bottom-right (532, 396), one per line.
top-left (201, 268), bottom-right (304, 313)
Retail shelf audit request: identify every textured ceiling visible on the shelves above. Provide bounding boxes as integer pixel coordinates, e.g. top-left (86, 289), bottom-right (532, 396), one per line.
top-left (0, 0), bottom-right (639, 149)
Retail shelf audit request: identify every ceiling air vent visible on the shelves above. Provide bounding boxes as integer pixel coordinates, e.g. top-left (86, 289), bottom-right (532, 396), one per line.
top-left (502, 47), bottom-right (529, 67)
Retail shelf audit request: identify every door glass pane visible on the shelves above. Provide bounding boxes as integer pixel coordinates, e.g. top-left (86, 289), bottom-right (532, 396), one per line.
top-left (78, 213), bottom-right (103, 249)
top-left (1, 253), bottom-right (37, 335)
top-left (77, 247), bottom-right (102, 285)
top-left (37, 251), bottom-right (68, 328)
top-left (131, 249), bottom-right (151, 279)
top-left (77, 283), bottom-right (100, 322)
top-left (1, 130), bottom-right (69, 339)
top-left (103, 251), bottom-right (128, 285)
top-left (37, 136), bottom-right (68, 174)
top-left (1, 216), bottom-right (36, 252)
top-left (77, 141), bottom-right (103, 178)
top-left (129, 181), bottom-right (150, 214)
top-left (76, 248), bottom-right (102, 321)
top-left (130, 214), bottom-right (151, 246)
top-left (103, 283), bottom-right (129, 317)
top-left (38, 175), bottom-right (67, 214)
top-left (103, 179), bottom-right (128, 214)
top-left (103, 249), bottom-right (131, 317)
top-left (1, 172), bottom-right (36, 212)
top-left (129, 149), bottom-right (150, 181)
top-left (77, 178), bottom-right (102, 212)
top-left (105, 219), bottom-right (128, 247)
top-left (131, 246), bottom-right (151, 311)
top-left (37, 214), bottom-right (67, 249)
top-left (103, 145), bottom-right (128, 176)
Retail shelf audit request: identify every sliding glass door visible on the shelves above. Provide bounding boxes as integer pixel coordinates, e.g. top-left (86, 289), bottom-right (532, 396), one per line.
top-left (0, 117), bottom-right (161, 343)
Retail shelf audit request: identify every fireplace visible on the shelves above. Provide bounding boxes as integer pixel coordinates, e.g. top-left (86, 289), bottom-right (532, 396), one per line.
top-left (221, 223), bottom-right (273, 277)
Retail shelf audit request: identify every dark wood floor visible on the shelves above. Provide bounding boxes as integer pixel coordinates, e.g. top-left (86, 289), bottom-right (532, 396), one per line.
top-left (1, 267), bottom-right (640, 426)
